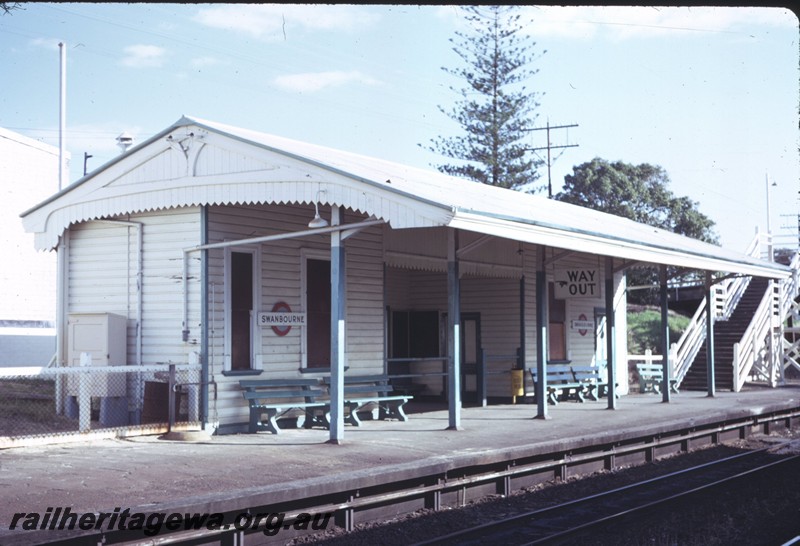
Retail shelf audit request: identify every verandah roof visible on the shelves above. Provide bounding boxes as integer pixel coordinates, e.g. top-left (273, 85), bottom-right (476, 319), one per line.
top-left (21, 115), bottom-right (788, 279)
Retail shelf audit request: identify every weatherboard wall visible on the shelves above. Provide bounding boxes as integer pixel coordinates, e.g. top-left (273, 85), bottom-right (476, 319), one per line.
top-left (206, 203), bottom-right (384, 427)
top-left (65, 208), bottom-right (203, 370)
top-left (61, 202), bottom-right (628, 429)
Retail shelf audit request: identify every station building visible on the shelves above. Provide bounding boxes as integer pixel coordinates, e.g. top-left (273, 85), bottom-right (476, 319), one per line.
top-left (19, 116), bottom-right (790, 441)
top-left (0, 127), bottom-right (60, 367)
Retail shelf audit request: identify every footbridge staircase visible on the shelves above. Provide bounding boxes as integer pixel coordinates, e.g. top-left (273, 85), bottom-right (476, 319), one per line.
top-left (670, 235), bottom-right (800, 392)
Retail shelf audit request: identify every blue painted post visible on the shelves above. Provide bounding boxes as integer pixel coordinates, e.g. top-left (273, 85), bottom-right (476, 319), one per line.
top-left (200, 206), bottom-right (210, 430)
top-left (447, 229), bottom-right (462, 430)
top-left (660, 265), bottom-right (671, 403)
top-left (535, 247), bottom-right (548, 419)
top-left (605, 257), bottom-right (617, 409)
top-left (519, 274), bottom-right (526, 374)
top-left (478, 348), bottom-right (486, 407)
top-left (329, 206), bottom-right (346, 443)
top-left (200, 205), bottom-right (209, 430)
top-left (705, 271), bottom-right (716, 398)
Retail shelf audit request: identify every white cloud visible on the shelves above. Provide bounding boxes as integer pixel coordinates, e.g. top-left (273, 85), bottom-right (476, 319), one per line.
top-left (29, 38), bottom-right (62, 51)
top-left (520, 6), bottom-right (797, 41)
top-left (274, 70), bottom-right (381, 93)
top-left (190, 56), bottom-right (223, 69)
top-left (120, 44), bottom-right (167, 68)
top-left (193, 4), bottom-right (380, 40)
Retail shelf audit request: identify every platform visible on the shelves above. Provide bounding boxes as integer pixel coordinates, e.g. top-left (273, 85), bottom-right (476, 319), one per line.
top-left (2, 385), bottom-right (800, 545)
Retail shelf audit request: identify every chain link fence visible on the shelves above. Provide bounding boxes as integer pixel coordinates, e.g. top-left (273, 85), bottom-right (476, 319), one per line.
top-left (0, 359), bottom-right (202, 447)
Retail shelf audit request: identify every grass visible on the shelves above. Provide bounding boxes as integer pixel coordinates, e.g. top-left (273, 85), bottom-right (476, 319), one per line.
top-left (0, 378), bottom-right (77, 435)
top-left (627, 305), bottom-right (690, 355)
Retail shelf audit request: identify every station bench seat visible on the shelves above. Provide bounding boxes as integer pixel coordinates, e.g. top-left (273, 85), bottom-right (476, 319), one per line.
top-left (239, 378), bottom-right (329, 434)
top-left (530, 363), bottom-right (587, 405)
top-left (570, 365), bottom-right (618, 401)
top-left (636, 363), bottom-right (679, 395)
top-left (323, 374), bottom-right (413, 426)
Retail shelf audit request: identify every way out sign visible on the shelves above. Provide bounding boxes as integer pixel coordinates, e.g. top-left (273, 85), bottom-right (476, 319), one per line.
top-left (554, 268), bottom-right (600, 298)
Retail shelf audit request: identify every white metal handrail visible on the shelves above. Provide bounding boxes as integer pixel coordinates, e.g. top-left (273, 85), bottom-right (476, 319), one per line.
top-left (717, 274), bottom-right (750, 321)
top-left (732, 281), bottom-right (778, 391)
top-left (670, 233), bottom-right (775, 388)
top-left (732, 249), bottom-right (800, 391)
top-left (779, 251), bottom-right (800, 375)
top-left (780, 251), bottom-right (800, 318)
top-left (672, 296), bottom-right (708, 385)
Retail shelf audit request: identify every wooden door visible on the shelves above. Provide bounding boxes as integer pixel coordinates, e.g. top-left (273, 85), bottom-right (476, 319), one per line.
top-left (306, 258), bottom-right (331, 368)
top-left (231, 252), bottom-right (253, 371)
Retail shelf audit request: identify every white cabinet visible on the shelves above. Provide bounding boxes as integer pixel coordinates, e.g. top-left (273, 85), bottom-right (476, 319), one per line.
top-left (66, 313), bottom-right (127, 397)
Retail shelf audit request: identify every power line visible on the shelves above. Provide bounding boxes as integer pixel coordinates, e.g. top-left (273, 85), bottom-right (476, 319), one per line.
top-left (526, 121), bottom-right (579, 198)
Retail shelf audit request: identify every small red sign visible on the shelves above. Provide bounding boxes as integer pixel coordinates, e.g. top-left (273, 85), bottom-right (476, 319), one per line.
top-left (578, 313), bottom-right (588, 336)
top-left (271, 301), bottom-right (293, 336)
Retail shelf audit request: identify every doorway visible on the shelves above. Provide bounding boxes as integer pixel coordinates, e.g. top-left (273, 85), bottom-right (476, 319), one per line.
top-left (230, 251), bottom-right (254, 371)
top-left (461, 313), bottom-right (481, 402)
top-left (305, 258), bottom-right (331, 369)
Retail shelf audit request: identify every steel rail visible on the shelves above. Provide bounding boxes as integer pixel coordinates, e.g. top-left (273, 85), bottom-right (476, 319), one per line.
top-left (526, 452), bottom-right (799, 546)
top-left (413, 447), bottom-right (800, 546)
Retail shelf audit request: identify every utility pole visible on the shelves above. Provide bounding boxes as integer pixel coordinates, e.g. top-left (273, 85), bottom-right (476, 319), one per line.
top-left (58, 41), bottom-right (67, 191)
top-left (527, 121), bottom-right (578, 198)
top-left (83, 152), bottom-right (93, 176)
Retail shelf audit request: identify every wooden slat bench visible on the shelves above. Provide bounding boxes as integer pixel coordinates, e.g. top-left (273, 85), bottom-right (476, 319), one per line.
top-left (530, 363), bottom-right (587, 405)
top-left (570, 365), bottom-right (618, 401)
top-left (239, 378), bottom-right (329, 434)
top-left (323, 374), bottom-right (413, 426)
top-left (636, 364), bottom-right (679, 395)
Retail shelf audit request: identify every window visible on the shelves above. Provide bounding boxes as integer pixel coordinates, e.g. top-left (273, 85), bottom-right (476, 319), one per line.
top-left (390, 310), bottom-right (440, 358)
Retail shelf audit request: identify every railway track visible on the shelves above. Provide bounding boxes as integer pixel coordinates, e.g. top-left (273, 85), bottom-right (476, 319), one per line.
top-left (414, 445), bottom-right (800, 546)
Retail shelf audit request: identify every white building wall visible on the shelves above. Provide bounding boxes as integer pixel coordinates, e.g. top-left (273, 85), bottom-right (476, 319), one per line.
top-left (521, 246), bottom-right (629, 394)
top-left (461, 275), bottom-right (521, 397)
top-left (61, 204), bottom-right (630, 427)
top-left (553, 253), bottom-right (605, 367)
top-left (0, 127), bottom-right (62, 322)
top-left (206, 203), bottom-right (384, 427)
top-left (384, 267), bottom-right (448, 395)
top-left (384, 234), bottom-right (630, 398)
top-left (0, 128), bottom-right (58, 367)
top-left (66, 208), bottom-right (203, 368)
top-left (385, 229), bottom-right (524, 398)
top-left (0, 128), bottom-right (62, 366)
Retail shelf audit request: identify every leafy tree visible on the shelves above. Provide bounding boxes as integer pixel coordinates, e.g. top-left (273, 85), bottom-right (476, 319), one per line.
top-left (556, 158), bottom-right (717, 243)
top-left (556, 158), bottom-right (718, 304)
top-left (424, 5), bottom-right (544, 191)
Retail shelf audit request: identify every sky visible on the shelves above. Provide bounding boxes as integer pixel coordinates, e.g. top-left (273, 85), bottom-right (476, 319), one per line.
top-left (1, 4), bottom-right (798, 253)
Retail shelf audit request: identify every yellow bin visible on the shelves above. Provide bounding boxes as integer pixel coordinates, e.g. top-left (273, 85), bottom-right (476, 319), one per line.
top-left (511, 369), bottom-right (524, 403)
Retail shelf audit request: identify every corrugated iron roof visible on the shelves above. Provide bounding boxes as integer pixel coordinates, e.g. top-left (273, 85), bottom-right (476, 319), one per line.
top-left (21, 115), bottom-right (788, 278)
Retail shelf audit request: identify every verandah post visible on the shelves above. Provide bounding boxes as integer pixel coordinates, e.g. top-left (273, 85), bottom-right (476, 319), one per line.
top-left (447, 228), bottom-right (462, 430)
top-left (328, 206), bottom-right (346, 443)
top-left (705, 271), bottom-right (716, 398)
top-left (660, 264), bottom-right (671, 403)
top-left (605, 257), bottom-right (617, 409)
top-left (535, 246), bottom-right (548, 419)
